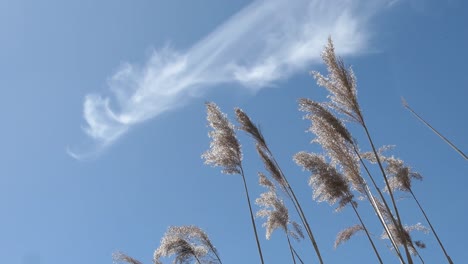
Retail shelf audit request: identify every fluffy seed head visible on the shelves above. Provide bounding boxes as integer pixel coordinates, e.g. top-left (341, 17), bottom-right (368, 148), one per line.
top-left (112, 252), bottom-right (142, 264)
top-left (235, 108), bottom-right (267, 149)
top-left (257, 144), bottom-right (286, 188)
top-left (299, 98), bottom-right (353, 144)
top-left (294, 152), bottom-right (354, 211)
top-left (154, 225), bottom-right (218, 264)
top-left (256, 181), bottom-right (303, 241)
top-left (334, 224), bottom-right (364, 248)
top-left (202, 102), bottom-right (242, 175)
top-left (311, 37), bottom-right (363, 125)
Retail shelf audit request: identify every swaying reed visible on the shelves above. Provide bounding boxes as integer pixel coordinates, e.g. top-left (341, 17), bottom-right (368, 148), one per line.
top-left (202, 102), bottom-right (264, 264)
top-left (402, 97), bottom-right (467, 160)
top-left (153, 225), bottom-right (220, 264)
top-left (256, 173), bottom-right (304, 264)
top-left (112, 252), bottom-right (142, 264)
top-left (372, 194), bottom-right (428, 262)
top-left (294, 152), bottom-right (383, 264)
top-left (235, 108), bottom-right (324, 264)
top-left (368, 150), bottom-right (454, 264)
top-left (298, 98), bottom-right (405, 263)
top-left (312, 37), bottom-right (414, 264)
top-left (334, 224), bottom-right (364, 248)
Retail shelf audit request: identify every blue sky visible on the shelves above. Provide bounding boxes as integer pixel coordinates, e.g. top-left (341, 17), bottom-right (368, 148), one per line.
top-left (1, 0), bottom-right (467, 263)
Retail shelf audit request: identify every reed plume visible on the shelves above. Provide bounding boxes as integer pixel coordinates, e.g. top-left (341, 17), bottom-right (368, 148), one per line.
top-left (202, 102), bottom-right (264, 264)
top-left (370, 150), bottom-right (454, 264)
top-left (294, 152), bottom-right (383, 263)
top-left (153, 225), bottom-right (220, 264)
top-left (402, 97), bottom-right (467, 160)
top-left (113, 252), bottom-right (142, 264)
top-left (372, 195), bottom-right (427, 261)
top-left (294, 152), bottom-right (353, 210)
top-left (235, 107), bottom-right (324, 264)
top-left (313, 37), bottom-right (413, 264)
top-left (299, 98), bottom-right (406, 263)
top-left (256, 173), bottom-right (304, 264)
top-left (334, 224), bottom-right (364, 248)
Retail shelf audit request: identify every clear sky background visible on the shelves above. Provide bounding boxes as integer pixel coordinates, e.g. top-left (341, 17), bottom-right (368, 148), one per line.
top-left (1, 0), bottom-right (467, 263)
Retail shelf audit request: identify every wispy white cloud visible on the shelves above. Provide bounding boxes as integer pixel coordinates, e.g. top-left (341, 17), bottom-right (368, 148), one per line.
top-left (70, 0), bottom-right (388, 158)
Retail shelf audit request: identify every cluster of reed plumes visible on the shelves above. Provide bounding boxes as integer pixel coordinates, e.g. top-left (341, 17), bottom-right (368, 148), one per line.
top-left (112, 38), bottom-right (454, 264)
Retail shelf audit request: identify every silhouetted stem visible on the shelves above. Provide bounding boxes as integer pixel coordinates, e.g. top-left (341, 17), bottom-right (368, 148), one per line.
top-left (264, 145), bottom-right (324, 264)
top-left (351, 202), bottom-right (384, 264)
top-left (413, 246), bottom-right (424, 264)
top-left (403, 98), bottom-right (467, 160)
top-left (354, 146), bottom-right (405, 264)
top-left (409, 189), bottom-right (453, 264)
top-left (360, 122), bottom-right (413, 264)
top-left (207, 244), bottom-right (223, 264)
top-left (287, 234), bottom-right (297, 264)
top-left (292, 248), bottom-right (305, 264)
top-left (193, 254), bottom-right (202, 264)
top-left (239, 167), bottom-right (265, 264)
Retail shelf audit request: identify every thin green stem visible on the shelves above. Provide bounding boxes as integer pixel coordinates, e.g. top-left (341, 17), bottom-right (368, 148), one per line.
top-left (239, 166), bottom-right (265, 264)
top-left (409, 189), bottom-right (453, 264)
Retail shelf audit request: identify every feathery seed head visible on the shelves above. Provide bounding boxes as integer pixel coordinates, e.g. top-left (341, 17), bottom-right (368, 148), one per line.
top-left (202, 102), bottom-right (242, 175)
top-left (312, 37), bottom-right (363, 124)
top-left (258, 172), bottom-right (276, 191)
top-left (113, 252), bottom-right (142, 264)
top-left (256, 190), bottom-right (289, 239)
top-left (257, 144), bottom-right (286, 188)
top-left (154, 225), bottom-right (219, 264)
top-left (381, 222), bottom-right (428, 256)
top-left (364, 147), bottom-right (423, 192)
top-left (294, 152), bottom-right (354, 210)
top-left (384, 156), bottom-right (423, 192)
top-left (298, 98), bottom-right (353, 144)
top-left (235, 108), bottom-right (267, 149)
top-left (299, 103), bottom-right (364, 194)
top-left (334, 224), bottom-right (364, 248)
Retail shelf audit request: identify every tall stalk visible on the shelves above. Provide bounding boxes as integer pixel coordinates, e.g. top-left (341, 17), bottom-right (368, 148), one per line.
top-left (355, 147), bottom-right (405, 263)
top-left (350, 202), bottom-right (384, 264)
top-left (240, 167), bottom-right (266, 264)
top-left (264, 145), bottom-right (324, 264)
top-left (402, 97), bottom-right (467, 160)
top-left (311, 38), bottom-right (413, 263)
top-left (203, 103), bottom-right (264, 264)
top-left (236, 109), bottom-right (324, 264)
top-left (360, 121), bottom-right (414, 264)
top-left (409, 189), bottom-right (453, 264)
top-left (286, 234), bottom-right (297, 264)
top-left (292, 248), bottom-right (305, 264)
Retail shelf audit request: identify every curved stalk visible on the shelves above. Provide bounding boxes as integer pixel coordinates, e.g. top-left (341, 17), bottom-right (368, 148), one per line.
top-left (403, 98), bottom-right (467, 160)
top-left (207, 244), bottom-right (223, 264)
top-left (351, 202), bottom-right (384, 264)
top-left (286, 234), bottom-right (297, 264)
top-left (264, 145), bottom-right (324, 264)
top-left (360, 121), bottom-right (414, 264)
top-left (354, 146), bottom-right (405, 264)
top-left (292, 248), bottom-right (305, 264)
top-left (240, 167), bottom-right (265, 264)
top-left (193, 253), bottom-right (202, 264)
top-left (409, 189), bottom-right (453, 264)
